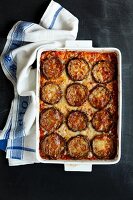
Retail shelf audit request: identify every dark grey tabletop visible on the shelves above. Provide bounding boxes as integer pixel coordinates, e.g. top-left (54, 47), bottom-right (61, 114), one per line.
top-left (0, 0), bottom-right (133, 200)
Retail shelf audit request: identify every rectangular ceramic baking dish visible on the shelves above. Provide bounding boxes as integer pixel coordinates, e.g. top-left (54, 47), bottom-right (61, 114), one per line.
top-left (36, 41), bottom-right (122, 171)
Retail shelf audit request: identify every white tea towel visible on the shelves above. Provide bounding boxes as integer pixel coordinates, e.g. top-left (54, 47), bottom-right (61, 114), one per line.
top-left (0, 0), bottom-right (78, 166)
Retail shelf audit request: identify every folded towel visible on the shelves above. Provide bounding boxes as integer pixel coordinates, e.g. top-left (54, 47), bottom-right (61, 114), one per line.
top-left (0, 0), bottom-right (78, 166)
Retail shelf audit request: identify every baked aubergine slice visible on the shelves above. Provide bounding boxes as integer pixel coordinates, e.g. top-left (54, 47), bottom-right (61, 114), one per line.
top-left (66, 83), bottom-right (88, 107)
top-left (40, 133), bottom-right (66, 159)
top-left (66, 58), bottom-right (89, 81)
top-left (67, 110), bottom-right (88, 132)
top-left (41, 57), bottom-right (64, 79)
top-left (67, 135), bottom-right (90, 159)
top-left (41, 82), bottom-right (62, 105)
top-left (91, 109), bottom-right (113, 133)
top-left (40, 107), bottom-right (64, 133)
top-left (89, 85), bottom-right (111, 109)
top-left (92, 60), bottom-right (115, 83)
top-left (92, 134), bottom-right (116, 159)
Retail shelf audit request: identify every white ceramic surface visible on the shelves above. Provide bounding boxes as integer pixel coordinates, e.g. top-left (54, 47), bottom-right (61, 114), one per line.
top-left (36, 41), bottom-right (122, 172)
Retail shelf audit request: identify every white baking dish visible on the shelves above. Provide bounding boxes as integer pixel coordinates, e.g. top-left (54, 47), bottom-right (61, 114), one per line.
top-left (36, 41), bottom-right (122, 172)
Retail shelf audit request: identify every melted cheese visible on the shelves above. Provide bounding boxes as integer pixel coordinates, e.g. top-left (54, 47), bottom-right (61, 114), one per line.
top-left (39, 51), bottom-right (118, 159)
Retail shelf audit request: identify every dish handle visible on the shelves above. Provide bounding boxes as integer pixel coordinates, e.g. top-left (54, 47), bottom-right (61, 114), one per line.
top-left (64, 164), bottom-right (92, 172)
top-left (65, 40), bottom-right (93, 49)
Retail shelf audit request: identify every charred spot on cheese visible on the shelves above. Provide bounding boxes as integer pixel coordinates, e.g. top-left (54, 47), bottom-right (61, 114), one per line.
top-left (41, 57), bottom-right (64, 79)
top-left (40, 108), bottom-right (63, 133)
top-left (66, 58), bottom-right (89, 81)
top-left (41, 82), bottom-right (62, 105)
top-left (67, 135), bottom-right (90, 159)
top-left (66, 83), bottom-right (88, 106)
top-left (92, 110), bottom-right (113, 132)
top-left (89, 85), bottom-right (111, 109)
top-left (92, 60), bottom-right (115, 83)
top-left (40, 133), bottom-right (66, 159)
top-left (92, 134), bottom-right (115, 159)
top-left (67, 110), bottom-right (88, 132)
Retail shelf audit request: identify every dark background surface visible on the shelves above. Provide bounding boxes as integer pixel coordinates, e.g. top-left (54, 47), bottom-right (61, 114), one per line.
top-left (0, 0), bottom-right (133, 199)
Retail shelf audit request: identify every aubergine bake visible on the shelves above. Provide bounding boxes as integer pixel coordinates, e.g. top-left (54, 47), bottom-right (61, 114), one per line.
top-left (39, 51), bottom-right (118, 160)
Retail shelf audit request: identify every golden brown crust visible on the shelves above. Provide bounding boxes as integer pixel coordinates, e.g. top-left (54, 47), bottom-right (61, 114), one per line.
top-left (67, 135), bottom-right (90, 159)
top-left (67, 110), bottom-right (88, 132)
top-left (40, 133), bottom-right (66, 159)
top-left (66, 58), bottom-right (89, 81)
top-left (66, 83), bottom-right (88, 106)
top-left (89, 85), bottom-right (111, 109)
top-left (92, 110), bottom-right (113, 132)
top-left (92, 134), bottom-right (116, 159)
top-left (41, 57), bottom-right (64, 79)
top-left (40, 108), bottom-right (63, 133)
top-left (39, 51), bottom-right (118, 161)
top-left (92, 60), bottom-right (115, 83)
top-left (41, 82), bottom-right (62, 105)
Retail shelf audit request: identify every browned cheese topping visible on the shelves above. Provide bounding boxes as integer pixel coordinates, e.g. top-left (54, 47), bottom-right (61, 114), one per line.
top-left (92, 110), bottom-right (113, 132)
top-left (92, 61), bottom-right (115, 83)
top-left (41, 57), bottom-right (64, 79)
top-left (67, 135), bottom-right (90, 158)
top-left (89, 85), bottom-right (111, 109)
top-left (67, 111), bottom-right (88, 131)
top-left (40, 108), bottom-right (63, 133)
top-left (92, 134), bottom-right (115, 159)
top-left (66, 83), bottom-right (88, 106)
top-left (41, 82), bottom-right (62, 104)
top-left (41, 133), bottom-right (65, 159)
top-left (39, 51), bottom-right (118, 161)
top-left (67, 58), bottom-right (89, 81)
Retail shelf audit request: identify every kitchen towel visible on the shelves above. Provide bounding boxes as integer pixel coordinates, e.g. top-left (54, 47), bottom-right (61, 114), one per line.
top-left (0, 0), bottom-right (78, 166)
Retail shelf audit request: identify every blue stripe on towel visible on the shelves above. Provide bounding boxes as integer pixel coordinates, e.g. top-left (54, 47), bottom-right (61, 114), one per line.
top-left (8, 22), bottom-right (33, 140)
top-left (7, 146), bottom-right (35, 153)
top-left (48, 6), bottom-right (63, 29)
top-left (10, 137), bottom-right (24, 159)
top-left (9, 22), bottom-right (32, 157)
top-left (2, 22), bottom-right (33, 81)
top-left (13, 96), bottom-right (31, 139)
top-left (3, 22), bottom-right (32, 141)
top-left (0, 22), bottom-right (33, 158)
